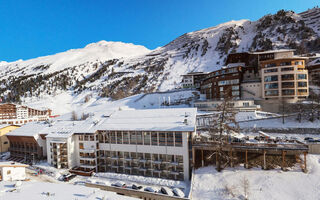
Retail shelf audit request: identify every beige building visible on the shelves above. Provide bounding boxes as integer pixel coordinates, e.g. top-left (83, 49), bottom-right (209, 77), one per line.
top-left (261, 57), bottom-right (309, 102)
top-left (0, 125), bottom-right (20, 153)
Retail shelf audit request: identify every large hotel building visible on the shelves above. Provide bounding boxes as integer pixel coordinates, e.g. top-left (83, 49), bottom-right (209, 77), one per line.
top-left (7, 108), bottom-right (197, 181)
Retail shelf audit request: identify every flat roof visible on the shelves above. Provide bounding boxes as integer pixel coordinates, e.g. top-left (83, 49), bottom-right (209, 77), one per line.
top-left (76, 108), bottom-right (197, 133)
top-left (251, 49), bottom-right (295, 54)
top-left (0, 162), bottom-right (28, 167)
top-left (6, 122), bottom-right (47, 137)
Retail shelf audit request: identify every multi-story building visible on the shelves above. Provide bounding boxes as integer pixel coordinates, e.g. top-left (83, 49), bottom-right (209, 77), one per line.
top-left (307, 59), bottom-right (320, 87)
top-left (44, 108), bottom-right (197, 181)
top-left (181, 72), bottom-right (207, 89)
top-left (6, 122), bottom-right (47, 163)
top-left (200, 66), bottom-right (242, 100)
top-left (0, 103), bottom-right (52, 125)
top-left (260, 57), bottom-right (309, 101)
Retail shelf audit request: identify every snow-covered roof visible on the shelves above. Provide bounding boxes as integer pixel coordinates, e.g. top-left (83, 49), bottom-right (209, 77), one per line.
top-left (95, 108), bottom-right (197, 132)
top-left (308, 57), bottom-right (320, 66)
top-left (0, 162), bottom-right (28, 167)
top-left (226, 62), bottom-right (246, 68)
top-left (44, 120), bottom-right (84, 138)
top-left (6, 122), bottom-right (47, 137)
top-left (0, 124), bottom-right (19, 129)
top-left (251, 49), bottom-right (295, 54)
top-left (260, 56), bottom-right (309, 62)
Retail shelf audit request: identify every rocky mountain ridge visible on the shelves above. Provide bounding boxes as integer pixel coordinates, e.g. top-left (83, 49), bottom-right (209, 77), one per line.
top-left (1, 7), bottom-right (320, 103)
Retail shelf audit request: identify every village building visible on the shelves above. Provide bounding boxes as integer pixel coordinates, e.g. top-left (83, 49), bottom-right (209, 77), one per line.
top-left (0, 103), bottom-right (52, 125)
top-left (0, 125), bottom-right (20, 153)
top-left (181, 72), bottom-right (207, 89)
top-left (260, 56), bottom-right (309, 102)
top-left (6, 122), bottom-right (47, 163)
top-left (307, 58), bottom-right (320, 87)
top-left (0, 162), bottom-right (28, 181)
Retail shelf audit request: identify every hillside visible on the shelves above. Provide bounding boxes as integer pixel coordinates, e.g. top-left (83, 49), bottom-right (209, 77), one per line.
top-left (1, 8), bottom-right (320, 106)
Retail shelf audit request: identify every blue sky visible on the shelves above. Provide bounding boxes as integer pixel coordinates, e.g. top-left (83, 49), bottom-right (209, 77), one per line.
top-left (0, 0), bottom-right (319, 62)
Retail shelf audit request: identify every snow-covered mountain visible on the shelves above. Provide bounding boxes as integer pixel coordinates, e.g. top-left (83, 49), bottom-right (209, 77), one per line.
top-left (1, 8), bottom-right (320, 104)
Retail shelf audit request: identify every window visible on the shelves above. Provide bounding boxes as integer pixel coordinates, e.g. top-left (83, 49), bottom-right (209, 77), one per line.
top-left (167, 133), bottom-right (174, 146)
top-left (130, 132), bottom-right (136, 144)
top-left (7, 170), bottom-right (11, 175)
top-left (175, 132), bottom-right (182, 147)
top-left (151, 132), bottom-right (158, 146)
top-left (79, 143), bottom-right (84, 150)
top-left (265, 90), bottom-right (279, 96)
top-left (159, 132), bottom-right (166, 146)
top-left (143, 132), bottom-right (151, 145)
top-left (123, 132), bottom-right (129, 144)
top-left (281, 74), bottom-right (294, 81)
top-left (232, 91), bottom-right (239, 96)
top-left (282, 82), bottom-right (294, 88)
top-left (281, 67), bottom-right (294, 72)
top-left (297, 89), bottom-right (308, 95)
top-left (264, 68), bottom-right (277, 73)
top-left (298, 82), bottom-right (307, 87)
top-left (297, 74), bottom-right (307, 80)
top-left (265, 63), bottom-right (276, 68)
top-left (282, 89), bottom-right (295, 95)
top-left (265, 83), bottom-right (278, 89)
top-left (243, 102), bottom-right (249, 107)
top-left (280, 62), bottom-right (291, 66)
top-left (111, 132), bottom-right (116, 144)
top-left (4, 141), bottom-right (8, 144)
top-left (232, 85), bottom-right (239, 90)
top-left (105, 132), bottom-right (109, 143)
top-left (79, 135), bottom-right (84, 141)
top-left (116, 132), bottom-right (122, 144)
top-left (219, 87), bottom-right (224, 92)
top-left (136, 132), bottom-right (143, 145)
top-left (295, 61), bottom-right (303, 65)
top-left (264, 75), bottom-right (278, 82)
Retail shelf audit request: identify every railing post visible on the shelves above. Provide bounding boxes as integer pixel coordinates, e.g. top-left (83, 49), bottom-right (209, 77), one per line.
top-left (201, 149), bottom-right (204, 167)
top-left (303, 152), bottom-right (307, 173)
top-left (263, 150), bottom-right (267, 170)
top-left (245, 149), bottom-right (248, 169)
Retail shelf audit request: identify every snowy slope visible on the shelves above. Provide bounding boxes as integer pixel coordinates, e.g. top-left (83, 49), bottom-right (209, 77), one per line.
top-left (1, 8), bottom-right (320, 105)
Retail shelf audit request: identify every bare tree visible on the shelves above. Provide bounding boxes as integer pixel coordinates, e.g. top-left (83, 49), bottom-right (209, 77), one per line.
top-left (241, 176), bottom-right (250, 200)
top-left (208, 90), bottom-right (239, 172)
top-left (71, 111), bottom-right (77, 121)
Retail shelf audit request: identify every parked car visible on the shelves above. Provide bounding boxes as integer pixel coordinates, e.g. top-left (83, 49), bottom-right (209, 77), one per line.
top-left (173, 188), bottom-right (184, 197)
top-left (131, 184), bottom-right (143, 190)
top-left (160, 187), bottom-right (174, 196)
top-left (304, 137), bottom-right (313, 141)
top-left (111, 182), bottom-right (126, 188)
top-left (63, 174), bottom-right (76, 182)
top-left (144, 187), bottom-right (156, 193)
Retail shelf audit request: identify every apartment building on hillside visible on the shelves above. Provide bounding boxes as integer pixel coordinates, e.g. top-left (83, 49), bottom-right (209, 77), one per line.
top-left (0, 103), bottom-right (52, 125)
top-left (260, 57), bottom-right (309, 101)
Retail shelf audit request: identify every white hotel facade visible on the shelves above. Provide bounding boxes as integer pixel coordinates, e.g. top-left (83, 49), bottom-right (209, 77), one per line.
top-left (45, 108), bottom-right (197, 181)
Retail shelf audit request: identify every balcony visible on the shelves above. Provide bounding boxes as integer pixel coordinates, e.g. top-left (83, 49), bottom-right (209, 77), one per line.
top-left (80, 157), bottom-right (96, 161)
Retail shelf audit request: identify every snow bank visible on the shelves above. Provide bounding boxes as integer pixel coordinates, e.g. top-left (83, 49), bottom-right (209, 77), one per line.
top-left (192, 154), bottom-right (320, 200)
